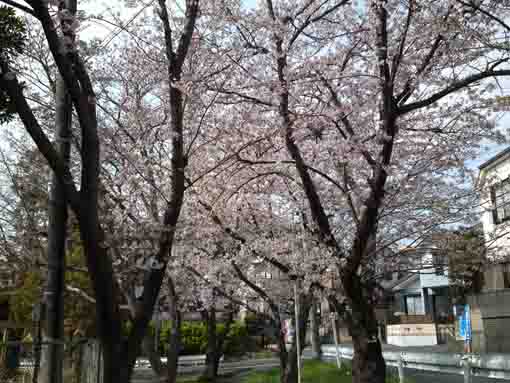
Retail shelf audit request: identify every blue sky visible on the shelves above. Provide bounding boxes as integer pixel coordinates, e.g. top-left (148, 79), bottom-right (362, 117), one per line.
top-left (465, 111), bottom-right (510, 171)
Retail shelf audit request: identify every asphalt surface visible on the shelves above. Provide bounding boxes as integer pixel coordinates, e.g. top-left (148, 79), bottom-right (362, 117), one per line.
top-left (132, 357), bottom-right (510, 383)
top-left (402, 368), bottom-right (507, 383)
top-left (132, 358), bottom-right (281, 383)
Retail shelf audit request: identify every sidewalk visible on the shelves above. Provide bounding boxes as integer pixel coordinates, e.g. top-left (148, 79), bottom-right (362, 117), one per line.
top-left (324, 342), bottom-right (450, 353)
top-left (381, 343), bottom-right (450, 353)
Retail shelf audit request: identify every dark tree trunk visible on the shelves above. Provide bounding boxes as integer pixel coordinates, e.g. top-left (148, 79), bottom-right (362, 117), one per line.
top-left (40, 1), bottom-right (75, 381)
top-left (201, 307), bottom-right (218, 382)
top-left (277, 324), bottom-right (289, 383)
top-left (142, 333), bottom-right (165, 376)
top-left (165, 311), bottom-right (181, 383)
top-left (277, 293), bottom-right (312, 383)
top-left (140, 311), bottom-right (181, 383)
top-left (201, 306), bottom-right (234, 382)
top-left (340, 274), bottom-right (386, 383)
top-left (163, 277), bottom-right (181, 383)
top-left (282, 346), bottom-right (298, 383)
top-left (351, 332), bottom-right (386, 383)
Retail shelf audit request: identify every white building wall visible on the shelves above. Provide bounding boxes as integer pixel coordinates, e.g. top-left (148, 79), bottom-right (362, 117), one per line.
top-left (480, 158), bottom-right (510, 261)
top-left (419, 251), bottom-right (449, 288)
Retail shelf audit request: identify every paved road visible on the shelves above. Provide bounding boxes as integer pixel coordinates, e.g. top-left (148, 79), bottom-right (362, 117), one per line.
top-left (132, 358), bottom-right (510, 383)
top-left (132, 358), bottom-right (281, 383)
top-left (402, 368), bottom-right (507, 383)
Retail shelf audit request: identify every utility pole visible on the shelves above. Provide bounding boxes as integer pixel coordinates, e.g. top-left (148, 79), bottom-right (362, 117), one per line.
top-left (309, 298), bottom-right (321, 360)
top-left (40, 0), bottom-right (75, 382)
top-left (331, 312), bottom-right (341, 368)
top-left (294, 279), bottom-right (302, 383)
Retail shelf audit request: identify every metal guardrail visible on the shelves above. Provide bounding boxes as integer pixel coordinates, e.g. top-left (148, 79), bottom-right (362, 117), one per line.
top-left (321, 345), bottom-right (510, 381)
top-left (135, 354), bottom-right (224, 369)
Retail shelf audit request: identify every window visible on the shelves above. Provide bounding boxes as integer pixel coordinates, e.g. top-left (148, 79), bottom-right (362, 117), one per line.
top-left (0, 301), bottom-right (9, 321)
top-left (433, 252), bottom-right (446, 276)
top-left (405, 295), bottom-right (424, 315)
top-left (492, 179), bottom-right (510, 224)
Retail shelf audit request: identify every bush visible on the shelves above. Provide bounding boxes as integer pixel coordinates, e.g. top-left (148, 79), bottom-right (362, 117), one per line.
top-left (157, 320), bottom-right (253, 356)
top-left (181, 322), bottom-right (208, 355)
top-left (224, 322), bottom-right (256, 356)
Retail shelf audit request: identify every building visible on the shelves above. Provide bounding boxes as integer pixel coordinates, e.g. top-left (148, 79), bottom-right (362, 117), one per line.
top-left (385, 241), bottom-right (453, 346)
top-left (390, 244), bottom-right (450, 319)
top-left (478, 146), bottom-right (510, 270)
top-left (467, 147), bottom-right (510, 352)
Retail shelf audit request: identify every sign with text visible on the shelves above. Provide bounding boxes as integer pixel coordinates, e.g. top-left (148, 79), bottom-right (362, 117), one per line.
top-left (458, 304), bottom-right (471, 341)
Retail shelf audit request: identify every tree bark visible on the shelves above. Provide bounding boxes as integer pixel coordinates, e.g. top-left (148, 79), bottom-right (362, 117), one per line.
top-left (201, 307), bottom-right (218, 382)
top-left (339, 274), bottom-right (386, 383)
top-left (39, 1), bottom-right (75, 382)
top-left (165, 311), bottom-right (181, 383)
top-left (39, 85), bottom-right (69, 383)
top-left (140, 281), bottom-right (182, 383)
top-left (201, 306), bottom-right (234, 382)
top-left (142, 334), bottom-right (165, 376)
top-left (278, 293), bottom-right (312, 383)
top-left (350, 326), bottom-right (386, 383)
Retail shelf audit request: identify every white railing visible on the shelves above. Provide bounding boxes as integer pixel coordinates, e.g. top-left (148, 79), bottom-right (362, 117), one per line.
top-left (321, 345), bottom-right (510, 382)
top-left (135, 354), bottom-right (224, 369)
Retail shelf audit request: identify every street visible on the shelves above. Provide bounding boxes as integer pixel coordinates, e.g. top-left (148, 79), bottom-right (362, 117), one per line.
top-left (131, 358), bottom-right (510, 383)
top-left (403, 368), bottom-right (507, 383)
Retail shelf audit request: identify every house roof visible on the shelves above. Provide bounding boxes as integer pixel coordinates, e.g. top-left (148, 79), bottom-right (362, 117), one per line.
top-left (390, 274), bottom-right (420, 292)
top-left (478, 146), bottom-right (510, 170)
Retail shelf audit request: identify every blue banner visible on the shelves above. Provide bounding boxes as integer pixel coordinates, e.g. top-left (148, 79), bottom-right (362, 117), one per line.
top-left (459, 304), bottom-right (471, 341)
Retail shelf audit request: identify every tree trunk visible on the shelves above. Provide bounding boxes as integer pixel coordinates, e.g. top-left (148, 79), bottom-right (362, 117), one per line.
top-left (277, 326), bottom-right (289, 383)
top-left (278, 293), bottom-right (312, 383)
top-left (340, 275), bottom-right (386, 383)
top-left (282, 346), bottom-right (298, 383)
top-left (39, 1), bottom-right (75, 382)
top-left (201, 307), bottom-right (218, 382)
top-left (142, 334), bottom-right (165, 376)
top-left (140, 316), bottom-right (181, 383)
top-left (165, 312), bottom-right (181, 383)
top-left (39, 71), bottom-right (71, 383)
top-left (309, 299), bottom-right (321, 360)
top-left (351, 331), bottom-right (385, 383)
top-left (201, 306), bottom-right (234, 382)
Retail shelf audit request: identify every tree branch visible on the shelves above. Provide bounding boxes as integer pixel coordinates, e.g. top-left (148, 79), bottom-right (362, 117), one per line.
top-left (398, 69), bottom-right (510, 115)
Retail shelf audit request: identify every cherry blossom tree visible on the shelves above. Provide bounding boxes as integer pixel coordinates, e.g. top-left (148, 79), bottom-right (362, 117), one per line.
top-left (188, 185), bottom-right (329, 383)
top-left (0, 0), bottom-right (205, 381)
top-left (196, 1), bottom-right (510, 382)
top-left (3, 2), bottom-right (510, 383)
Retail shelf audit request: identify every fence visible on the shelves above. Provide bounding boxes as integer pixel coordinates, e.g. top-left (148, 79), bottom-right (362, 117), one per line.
top-left (321, 345), bottom-right (510, 382)
top-left (0, 339), bottom-right (101, 383)
top-left (2, 339), bottom-right (225, 383)
top-left (135, 354), bottom-right (225, 369)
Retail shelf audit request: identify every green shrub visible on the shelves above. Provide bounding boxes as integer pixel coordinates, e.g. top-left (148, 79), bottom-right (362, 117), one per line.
top-left (224, 322), bottom-right (256, 356)
top-left (157, 320), bottom-right (252, 356)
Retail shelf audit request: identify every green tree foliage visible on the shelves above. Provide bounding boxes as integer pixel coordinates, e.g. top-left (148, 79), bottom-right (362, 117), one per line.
top-left (5, 145), bottom-right (95, 335)
top-left (7, 270), bottom-right (42, 324)
top-left (0, 6), bottom-right (26, 123)
top-left (156, 320), bottom-right (252, 356)
top-left (439, 227), bottom-right (485, 299)
top-left (6, 239), bottom-right (96, 337)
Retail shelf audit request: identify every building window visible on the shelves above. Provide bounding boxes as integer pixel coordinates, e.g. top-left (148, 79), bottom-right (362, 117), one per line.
top-left (492, 178), bottom-right (510, 224)
top-left (0, 301), bottom-right (9, 321)
top-left (405, 295), bottom-right (424, 315)
top-left (433, 253), bottom-right (446, 276)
